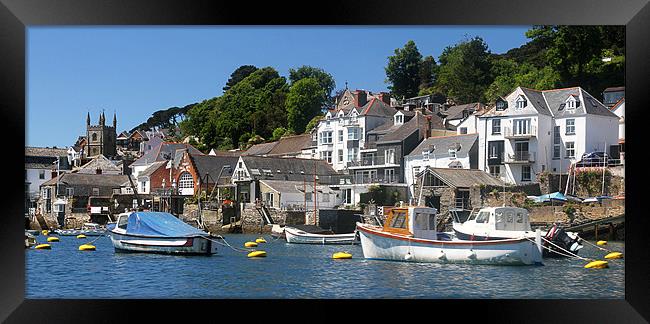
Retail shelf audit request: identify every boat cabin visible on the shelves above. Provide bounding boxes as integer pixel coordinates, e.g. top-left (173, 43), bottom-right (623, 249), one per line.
top-left (462, 207), bottom-right (531, 232)
top-left (383, 206), bottom-right (438, 239)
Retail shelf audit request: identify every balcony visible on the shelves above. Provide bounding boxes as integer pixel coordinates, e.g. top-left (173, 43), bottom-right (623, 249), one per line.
top-left (504, 151), bottom-right (536, 164)
top-left (347, 155), bottom-right (399, 169)
top-left (503, 125), bottom-right (537, 139)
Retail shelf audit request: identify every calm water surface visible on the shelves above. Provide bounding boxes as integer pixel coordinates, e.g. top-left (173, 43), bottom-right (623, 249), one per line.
top-left (26, 234), bottom-right (624, 299)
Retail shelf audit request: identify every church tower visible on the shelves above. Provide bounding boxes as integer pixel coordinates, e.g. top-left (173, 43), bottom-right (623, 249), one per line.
top-left (85, 110), bottom-right (117, 158)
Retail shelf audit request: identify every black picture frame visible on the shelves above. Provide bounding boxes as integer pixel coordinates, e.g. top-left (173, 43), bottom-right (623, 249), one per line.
top-left (2, 0), bottom-right (648, 322)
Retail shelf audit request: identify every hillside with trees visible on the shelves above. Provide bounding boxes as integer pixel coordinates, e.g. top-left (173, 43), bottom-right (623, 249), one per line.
top-left (166, 25), bottom-right (624, 153)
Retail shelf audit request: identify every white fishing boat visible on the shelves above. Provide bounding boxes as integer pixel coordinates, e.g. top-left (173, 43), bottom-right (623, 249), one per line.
top-left (25, 232), bottom-right (36, 248)
top-left (451, 206), bottom-right (583, 258)
top-left (54, 223), bottom-right (106, 236)
top-left (357, 206), bottom-right (543, 265)
top-left (109, 211), bottom-right (217, 255)
top-left (284, 226), bottom-right (359, 245)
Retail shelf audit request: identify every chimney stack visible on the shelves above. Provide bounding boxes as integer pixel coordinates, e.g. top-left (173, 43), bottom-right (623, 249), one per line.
top-left (353, 90), bottom-right (367, 107)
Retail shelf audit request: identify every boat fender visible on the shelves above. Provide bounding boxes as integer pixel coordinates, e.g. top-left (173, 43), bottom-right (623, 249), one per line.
top-left (47, 237), bottom-right (60, 242)
top-left (42, 230), bottom-right (49, 236)
top-left (79, 244), bottom-right (96, 251)
top-left (35, 244), bottom-right (51, 250)
top-left (333, 252), bottom-right (352, 259)
top-left (247, 250), bottom-right (267, 258)
top-left (255, 238), bottom-right (267, 244)
top-left (467, 250), bottom-right (477, 260)
top-left (244, 241), bottom-right (258, 248)
top-left (584, 260), bottom-right (609, 269)
top-left (596, 240), bottom-right (607, 246)
top-left (604, 252), bottom-right (623, 259)
top-left (437, 251), bottom-right (447, 260)
top-left (76, 234), bottom-right (87, 239)
top-left (404, 252), bottom-right (413, 261)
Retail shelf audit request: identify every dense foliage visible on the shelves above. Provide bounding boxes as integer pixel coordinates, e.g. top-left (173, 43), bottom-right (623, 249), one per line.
top-left (166, 26), bottom-right (624, 152)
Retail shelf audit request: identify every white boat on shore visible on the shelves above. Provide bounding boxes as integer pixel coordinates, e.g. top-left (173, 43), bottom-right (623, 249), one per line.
top-left (357, 206), bottom-right (543, 265)
top-left (452, 206), bottom-right (583, 258)
top-left (284, 226), bottom-right (359, 245)
top-left (109, 211), bottom-right (217, 255)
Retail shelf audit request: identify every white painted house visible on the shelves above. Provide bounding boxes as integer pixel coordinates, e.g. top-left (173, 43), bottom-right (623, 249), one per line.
top-left (316, 89), bottom-right (395, 172)
top-left (404, 134), bottom-right (478, 198)
top-left (477, 86), bottom-right (619, 185)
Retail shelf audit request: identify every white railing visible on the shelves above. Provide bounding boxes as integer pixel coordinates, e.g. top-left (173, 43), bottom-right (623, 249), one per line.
top-left (505, 151), bottom-right (536, 163)
top-left (503, 125), bottom-right (537, 138)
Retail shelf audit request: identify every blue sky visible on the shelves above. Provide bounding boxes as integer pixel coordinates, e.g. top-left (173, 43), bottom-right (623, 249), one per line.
top-left (27, 26), bottom-right (531, 147)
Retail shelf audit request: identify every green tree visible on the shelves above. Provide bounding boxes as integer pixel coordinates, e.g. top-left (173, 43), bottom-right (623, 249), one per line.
top-left (435, 37), bottom-right (493, 104)
top-left (271, 127), bottom-right (288, 141)
top-left (385, 40), bottom-right (424, 100)
top-left (289, 66), bottom-right (336, 108)
top-left (286, 78), bottom-right (325, 134)
top-left (419, 55), bottom-right (437, 91)
top-left (222, 65), bottom-right (258, 92)
top-left (305, 114), bottom-right (324, 133)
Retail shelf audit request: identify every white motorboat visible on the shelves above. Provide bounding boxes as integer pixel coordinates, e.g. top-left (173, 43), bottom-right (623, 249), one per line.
top-left (109, 211), bottom-right (217, 255)
top-left (25, 232), bottom-right (36, 248)
top-left (451, 206), bottom-right (583, 258)
top-left (284, 226), bottom-right (359, 245)
top-left (357, 206), bottom-right (543, 265)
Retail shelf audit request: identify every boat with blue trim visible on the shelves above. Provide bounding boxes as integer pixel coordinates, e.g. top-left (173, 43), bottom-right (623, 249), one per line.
top-left (451, 206), bottom-right (583, 258)
top-left (108, 211), bottom-right (217, 255)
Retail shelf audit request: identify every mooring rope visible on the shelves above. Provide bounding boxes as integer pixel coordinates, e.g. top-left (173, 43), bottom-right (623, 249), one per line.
top-left (575, 235), bottom-right (614, 253)
top-left (525, 236), bottom-right (593, 261)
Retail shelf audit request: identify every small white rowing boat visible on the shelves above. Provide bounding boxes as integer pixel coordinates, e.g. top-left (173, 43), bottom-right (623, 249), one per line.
top-left (284, 226), bottom-right (358, 245)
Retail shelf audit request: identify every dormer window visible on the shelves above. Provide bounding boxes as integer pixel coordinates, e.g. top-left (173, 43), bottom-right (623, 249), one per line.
top-left (566, 96), bottom-right (580, 110)
top-left (337, 111), bottom-right (345, 118)
top-left (496, 98), bottom-right (508, 111)
top-left (394, 113), bottom-right (404, 125)
top-left (515, 96), bottom-right (527, 110)
top-left (325, 112), bottom-right (332, 119)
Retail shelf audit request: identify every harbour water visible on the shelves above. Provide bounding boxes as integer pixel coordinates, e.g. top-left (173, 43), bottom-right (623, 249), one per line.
top-left (26, 234), bottom-right (624, 299)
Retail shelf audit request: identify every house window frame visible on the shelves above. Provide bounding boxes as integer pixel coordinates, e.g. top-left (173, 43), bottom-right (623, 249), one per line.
top-left (385, 149), bottom-right (396, 164)
top-left (492, 119), bottom-right (501, 135)
top-left (521, 165), bottom-right (532, 182)
top-left (566, 119), bottom-right (576, 135)
top-left (565, 142), bottom-right (575, 159)
top-left (515, 96), bottom-right (527, 110)
top-left (489, 165), bottom-right (501, 177)
top-left (66, 187), bottom-right (74, 197)
top-left (178, 172), bottom-right (194, 189)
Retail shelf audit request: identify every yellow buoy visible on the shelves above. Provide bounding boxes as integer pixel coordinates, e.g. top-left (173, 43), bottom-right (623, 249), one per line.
top-left (247, 250), bottom-right (267, 258)
top-left (604, 252), bottom-right (623, 259)
top-left (332, 252), bottom-right (352, 259)
top-left (77, 234), bottom-right (87, 239)
top-left (596, 240), bottom-right (607, 246)
top-left (79, 244), bottom-right (96, 251)
top-left (244, 241), bottom-right (258, 248)
top-left (47, 236), bottom-right (60, 242)
top-left (35, 244), bottom-right (51, 250)
top-left (255, 238), bottom-right (267, 243)
top-left (42, 230), bottom-right (49, 236)
top-left (584, 260), bottom-right (609, 269)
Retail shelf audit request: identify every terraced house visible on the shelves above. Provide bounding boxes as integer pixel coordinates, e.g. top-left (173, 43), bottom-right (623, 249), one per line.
top-left (478, 86), bottom-right (619, 185)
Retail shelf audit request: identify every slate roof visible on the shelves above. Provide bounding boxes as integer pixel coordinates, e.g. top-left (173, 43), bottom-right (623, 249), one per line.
top-left (241, 156), bottom-right (338, 182)
top-left (267, 134), bottom-right (313, 156)
top-left (190, 154), bottom-right (239, 184)
top-left (75, 155), bottom-right (122, 174)
top-left (42, 173), bottom-right (130, 188)
top-left (131, 142), bottom-right (202, 166)
top-left (243, 142), bottom-right (278, 156)
top-left (408, 133), bottom-right (478, 157)
top-left (137, 161), bottom-right (168, 178)
top-left (25, 147), bottom-right (68, 158)
top-left (442, 103), bottom-right (486, 120)
top-left (420, 167), bottom-right (504, 188)
top-left (481, 86), bottom-right (617, 119)
top-left (377, 112), bottom-right (429, 144)
top-left (359, 97), bottom-right (397, 117)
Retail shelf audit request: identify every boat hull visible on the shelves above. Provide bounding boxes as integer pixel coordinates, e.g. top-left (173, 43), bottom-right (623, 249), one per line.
top-left (54, 229), bottom-right (106, 236)
top-left (357, 224), bottom-right (542, 266)
top-left (109, 231), bottom-right (216, 255)
top-left (284, 227), bottom-right (359, 245)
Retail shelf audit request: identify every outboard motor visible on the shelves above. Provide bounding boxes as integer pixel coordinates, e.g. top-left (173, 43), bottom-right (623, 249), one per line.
top-left (543, 224), bottom-right (583, 258)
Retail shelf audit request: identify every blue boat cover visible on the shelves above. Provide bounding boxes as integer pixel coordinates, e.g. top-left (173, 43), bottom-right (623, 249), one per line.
top-left (126, 212), bottom-right (207, 237)
top-left (529, 192), bottom-right (568, 203)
